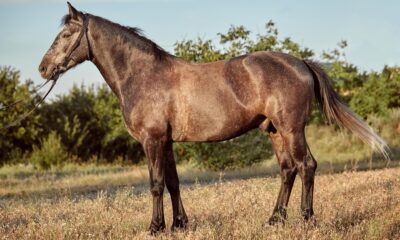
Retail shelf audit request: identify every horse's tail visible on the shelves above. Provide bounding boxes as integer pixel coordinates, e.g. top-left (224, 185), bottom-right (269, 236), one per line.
top-left (303, 60), bottom-right (389, 159)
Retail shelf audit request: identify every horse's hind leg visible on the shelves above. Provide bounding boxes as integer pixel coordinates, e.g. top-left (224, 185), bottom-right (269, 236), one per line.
top-left (300, 146), bottom-right (317, 220)
top-left (165, 141), bottom-right (188, 231)
top-left (268, 128), bottom-right (297, 225)
top-left (279, 128), bottom-right (317, 221)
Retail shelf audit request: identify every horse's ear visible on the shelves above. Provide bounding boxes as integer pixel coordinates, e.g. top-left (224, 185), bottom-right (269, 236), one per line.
top-left (67, 2), bottom-right (79, 20)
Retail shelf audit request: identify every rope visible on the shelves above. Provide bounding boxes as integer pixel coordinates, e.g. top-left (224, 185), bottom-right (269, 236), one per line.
top-left (0, 80), bottom-right (51, 111)
top-left (0, 80), bottom-right (57, 131)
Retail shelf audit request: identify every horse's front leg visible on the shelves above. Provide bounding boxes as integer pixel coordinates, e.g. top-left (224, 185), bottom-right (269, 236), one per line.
top-left (165, 141), bottom-right (188, 231)
top-left (142, 135), bottom-right (167, 235)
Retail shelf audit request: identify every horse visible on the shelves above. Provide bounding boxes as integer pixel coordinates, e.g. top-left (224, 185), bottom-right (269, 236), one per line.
top-left (39, 2), bottom-right (388, 234)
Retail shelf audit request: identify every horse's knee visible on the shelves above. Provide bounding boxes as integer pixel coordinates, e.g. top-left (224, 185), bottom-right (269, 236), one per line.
top-left (151, 180), bottom-right (165, 197)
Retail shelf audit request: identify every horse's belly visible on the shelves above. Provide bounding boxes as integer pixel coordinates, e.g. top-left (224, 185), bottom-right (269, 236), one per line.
top-left (171, 99), bottom-right (258, 142)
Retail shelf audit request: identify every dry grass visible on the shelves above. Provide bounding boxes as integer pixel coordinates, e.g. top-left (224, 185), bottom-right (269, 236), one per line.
top-left (1, 167), bottom-right (400, 239)
top-left (1, 158), bottom-right (398, 200)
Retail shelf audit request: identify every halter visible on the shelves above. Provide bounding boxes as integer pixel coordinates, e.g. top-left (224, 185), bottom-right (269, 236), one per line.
top-left (62, 13), bottom-right (92, 67)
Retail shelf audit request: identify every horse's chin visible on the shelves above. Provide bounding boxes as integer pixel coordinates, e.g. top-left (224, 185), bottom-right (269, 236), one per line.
top-left (49, 69), bottom-right (63, 81)
top-left (49, 64), bottom-right (69, 81)
top-left (50, 73), bottom-right (60, 81)
top-left (48, 69), bottom-right (60, 81)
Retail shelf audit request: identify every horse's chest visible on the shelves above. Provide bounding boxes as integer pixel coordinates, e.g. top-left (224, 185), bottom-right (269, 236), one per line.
top-left (120, 99), bottom-right (169, 141)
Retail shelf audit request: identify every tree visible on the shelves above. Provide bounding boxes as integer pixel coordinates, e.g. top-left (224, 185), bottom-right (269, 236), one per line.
top-left (321, 40), bottom-right (367, 101)
top-left (174, 20), bottom-right (314, 63)
top-left (350, 66), bottom-right (400, 118)
top-left (39, 84), bottom-right (144, 163)
top-left (39, 84), bottom-right (99, 160)
top-left (0, 67), bottom-right (41, 164)
top-left (92, 85), bottom-right (144, 164)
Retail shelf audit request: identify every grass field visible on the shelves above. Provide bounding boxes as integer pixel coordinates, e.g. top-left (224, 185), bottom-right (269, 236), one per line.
top-left (1, 162), bottom-right (400, 239)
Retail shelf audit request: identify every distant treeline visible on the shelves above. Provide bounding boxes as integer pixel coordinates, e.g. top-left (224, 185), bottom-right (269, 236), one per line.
top-left (1, 21), bottom-right (399, 169)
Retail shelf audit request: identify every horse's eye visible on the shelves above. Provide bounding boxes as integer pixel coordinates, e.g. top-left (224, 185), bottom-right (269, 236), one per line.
top-left (62, 32), bottom-right (71, 38)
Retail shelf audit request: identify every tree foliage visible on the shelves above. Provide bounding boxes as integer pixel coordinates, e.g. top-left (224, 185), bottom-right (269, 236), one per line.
top-left (39, 84), bottom-right (144, 164)
top-left (350, 66), bottom-right (400, 118)
top-left (0, 20), bottom-right (398, 169)
top-left (174, 20), bottom-right (314, 63)
top-left (0, 67), bottom-right (41, 163)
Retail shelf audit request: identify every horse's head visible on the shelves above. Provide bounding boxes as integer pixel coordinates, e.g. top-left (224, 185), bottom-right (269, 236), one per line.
top-left (39, 2), bottom-right (91, 81)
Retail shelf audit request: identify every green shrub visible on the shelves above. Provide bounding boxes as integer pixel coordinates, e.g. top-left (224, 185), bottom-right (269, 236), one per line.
top-left (30, 132), bottom-right (68, 170)
top-left (174, 130), bottom-right (273, 171)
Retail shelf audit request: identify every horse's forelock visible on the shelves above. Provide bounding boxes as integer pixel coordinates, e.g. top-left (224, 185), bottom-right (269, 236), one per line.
top-left (60, 14), bottom-right (71, 27)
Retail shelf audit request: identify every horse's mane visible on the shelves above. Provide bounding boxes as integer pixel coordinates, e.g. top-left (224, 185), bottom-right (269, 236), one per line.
top-left (61, 13), bottom-right (172, 61)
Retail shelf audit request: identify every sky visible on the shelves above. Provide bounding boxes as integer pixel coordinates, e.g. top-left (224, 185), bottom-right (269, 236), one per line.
top-left (0, 0), bottom-right (399, 96)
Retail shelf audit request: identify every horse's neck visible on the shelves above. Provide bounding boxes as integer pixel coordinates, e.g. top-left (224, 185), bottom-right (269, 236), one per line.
top-left (88, 18), bottom-right (159, 100)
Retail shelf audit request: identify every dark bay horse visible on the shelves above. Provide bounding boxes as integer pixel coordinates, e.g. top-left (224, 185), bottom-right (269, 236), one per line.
top-left (39, 3), bottom-right (388, 234)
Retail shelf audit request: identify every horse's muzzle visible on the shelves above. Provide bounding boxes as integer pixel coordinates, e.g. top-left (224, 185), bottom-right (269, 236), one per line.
top-left (38, 60), bottom-right (59, 80)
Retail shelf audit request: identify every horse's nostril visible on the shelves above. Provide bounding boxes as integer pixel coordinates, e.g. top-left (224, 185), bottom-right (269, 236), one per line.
top-left (39, 65), bottom-right (47, 74)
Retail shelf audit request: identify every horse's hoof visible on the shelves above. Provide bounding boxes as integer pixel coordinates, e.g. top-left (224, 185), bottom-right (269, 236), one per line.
top-left (267, 214), bottom-right (286, 226)
top-left (267, 207), bottom-right (287, 226)
top-left (148, 223), bottom-right (166, 235)
top-left (302, 208), bottom-right (314, 221)
top-left (171, 216), bottom-right (188, 231)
